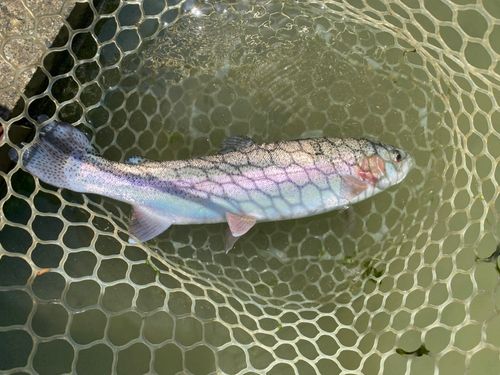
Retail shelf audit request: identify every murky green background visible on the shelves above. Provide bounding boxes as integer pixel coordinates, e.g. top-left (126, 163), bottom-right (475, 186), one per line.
top-left (1, 0), bottom-right (500, 374)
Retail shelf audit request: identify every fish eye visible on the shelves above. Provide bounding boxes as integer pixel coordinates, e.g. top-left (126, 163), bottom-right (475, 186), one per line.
top-left (394, 151), bottom-right (402, 163)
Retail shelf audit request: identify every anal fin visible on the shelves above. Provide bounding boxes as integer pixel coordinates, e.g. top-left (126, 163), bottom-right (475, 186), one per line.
top-left (129, 205), bottom-right (171, 242)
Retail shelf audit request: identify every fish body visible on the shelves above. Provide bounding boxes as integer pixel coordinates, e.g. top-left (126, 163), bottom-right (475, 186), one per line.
top-left (11, 118), bottom-right (412, 250)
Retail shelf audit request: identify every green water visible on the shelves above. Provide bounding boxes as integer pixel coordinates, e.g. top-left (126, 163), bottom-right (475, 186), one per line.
top-left (2, 0), bottom-right (496, 374)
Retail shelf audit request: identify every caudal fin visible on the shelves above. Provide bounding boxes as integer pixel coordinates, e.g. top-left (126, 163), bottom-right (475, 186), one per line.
top-left (9, 118), bottom-right (96, 191)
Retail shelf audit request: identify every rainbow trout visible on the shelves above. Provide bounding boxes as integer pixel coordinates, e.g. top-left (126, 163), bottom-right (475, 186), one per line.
top-left (10, 118), bottom-right (412, 251)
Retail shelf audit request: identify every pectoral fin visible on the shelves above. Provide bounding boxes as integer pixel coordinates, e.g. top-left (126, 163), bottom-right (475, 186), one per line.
top-left (341, 205), bottom-right (356, 233)
top-left (225, 212), bottom-right (257, 253)
top-left (342, 175), bottom-right (369, 198)
top-left (129, 205), bottom-right (172, 242)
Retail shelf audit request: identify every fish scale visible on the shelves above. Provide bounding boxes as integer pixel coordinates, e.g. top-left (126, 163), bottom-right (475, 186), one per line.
top-left (10, 118), bottom-right (412, 251)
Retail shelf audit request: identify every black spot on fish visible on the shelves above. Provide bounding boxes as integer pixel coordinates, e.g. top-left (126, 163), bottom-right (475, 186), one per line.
top-left (310, 140), bottom-right (324, 157)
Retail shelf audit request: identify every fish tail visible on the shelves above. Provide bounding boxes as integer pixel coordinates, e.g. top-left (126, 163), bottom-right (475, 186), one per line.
top-left (9, 118), bottom-right (96, 192)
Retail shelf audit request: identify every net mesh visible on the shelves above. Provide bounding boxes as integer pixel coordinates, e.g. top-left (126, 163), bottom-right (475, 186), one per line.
top-left (1, 0), bottom-right (500, 374)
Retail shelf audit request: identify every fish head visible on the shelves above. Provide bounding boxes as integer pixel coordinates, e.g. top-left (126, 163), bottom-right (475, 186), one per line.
top-left (368, 142), bottom-right (412, 189)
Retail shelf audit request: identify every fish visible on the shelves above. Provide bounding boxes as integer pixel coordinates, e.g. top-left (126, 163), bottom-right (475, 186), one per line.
top-left (9, 117), bottom-right (412, 252)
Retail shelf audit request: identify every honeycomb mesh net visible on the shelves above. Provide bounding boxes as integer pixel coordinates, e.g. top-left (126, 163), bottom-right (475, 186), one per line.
top-left (1, 0), bottom-right (500, 374)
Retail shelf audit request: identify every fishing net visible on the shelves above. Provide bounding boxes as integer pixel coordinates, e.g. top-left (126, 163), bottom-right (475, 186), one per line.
top-left (1, 0), bottom-right (499, 373)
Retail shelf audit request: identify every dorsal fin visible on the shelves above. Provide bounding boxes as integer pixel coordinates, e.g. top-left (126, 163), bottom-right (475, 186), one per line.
top-left (125, 156), bottom-right (154, 165)
top-left (219, 135), bottom-right (256, 155)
